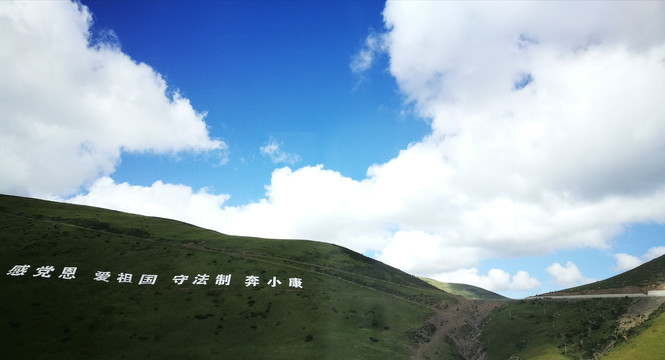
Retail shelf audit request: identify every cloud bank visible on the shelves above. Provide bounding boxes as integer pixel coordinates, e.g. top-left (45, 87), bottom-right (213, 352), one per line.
top-left (70, 2), bottom-right (665, 277)
top-left (4, 2), bottom-right (665, 295)
top-left (0, 1), bottom-right (224, 197)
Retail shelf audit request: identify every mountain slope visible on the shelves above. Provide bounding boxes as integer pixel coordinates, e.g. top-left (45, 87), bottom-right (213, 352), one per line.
top-left (601, 303), bottom-right (665, 359)
top-left (420, 277), bottom-right (508, 300)
top-left (0, 194), bottom-right (456, 359)
top-left (480, 253), bottom-right (665, 360)
top-left (553, 254), bottom-right (665, 295)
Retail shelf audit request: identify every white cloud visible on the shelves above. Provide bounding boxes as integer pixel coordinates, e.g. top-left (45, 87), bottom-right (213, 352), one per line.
top-left (11, 1), bottom-right (665, 281)
top-left (350, 31), bottom-right (386, 74)
top-left (432, 268), bottom-right (540, 293)
top-left (0, 1), bottom-right (224, 197)
top-left (66, 166), bottom-right (390, 253)
top-left (368, 2), bottom-right (665, 272)
top-left (512, 270), bottom-right (542, 290)
top-left (613, 253), bottom-right (642, 273)
top-left (613, 246), bottom-right (665, 272)
top-left (376, 231), bottom-right (483, 273)
top-left (546, 261), bottom-right (593, 288)
top-left (643, 246), bottom-right (665, 261)
top-left (260, 137), bottom-right (300, 165)
top-left (67, 177), bottom-right (230, 228)
top-left (67, 0), bottom-right (665, 276)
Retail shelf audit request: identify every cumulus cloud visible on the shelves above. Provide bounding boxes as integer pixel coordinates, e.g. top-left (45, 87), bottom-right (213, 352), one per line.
top-left (67, 166), bottom-right (390, 253)
top-left (260, 137), bottom-right (300, 165)
top-left (432, 268), bottom-right (540, 293)
top-left (613, 246), bottom-right (665, 272)
top-left (644, 246), bottom-right (665, 261)
top-left (613, 253), bottom-right (642, 273)
top-left (367, 1), bottom-right (665, 272)
top-left (546, 261), bottom-right (593, 288)
top-left (67, 177), bottom-right (230, 228)
top-left (0, 1), bottom-right (224, 197)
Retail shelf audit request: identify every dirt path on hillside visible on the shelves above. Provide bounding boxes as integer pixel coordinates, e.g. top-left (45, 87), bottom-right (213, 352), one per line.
top-left (410, 298), bottom-right (509, 360)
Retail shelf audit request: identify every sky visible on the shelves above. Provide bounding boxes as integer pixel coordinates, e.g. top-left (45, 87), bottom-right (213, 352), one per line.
top-left (2, 0), bottom-right (665, 299)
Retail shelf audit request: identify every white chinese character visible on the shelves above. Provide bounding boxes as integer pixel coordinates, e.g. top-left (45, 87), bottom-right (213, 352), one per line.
top-left (244, 275), bottom-right (259, 287)
top-left (215, 274), bottom-right (231, 286)
top-left (267, 276), bottom-right (282, 288)
top-left (58, 266), bottom-right (77, 280)
top-left (192, 274), bottom-right (209, 285)
top-left (6, 265), bottom-right (30, 276)
top-left (94, 271), bottom-right (111, 282)
top-left (138, 274), bottom-right (158, 285)
top-left (289, 278), bottom-right (303, 288)
top-left (172, 274), bottom-right (189, 285)
top-left (33, 266), bottom-right (55, 278)
top-left (117, 273), bottom-right (133, 283)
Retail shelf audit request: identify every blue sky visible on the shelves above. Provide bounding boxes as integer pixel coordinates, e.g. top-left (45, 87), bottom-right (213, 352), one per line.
top-left (89, 0), bottom-right (428, 205)
top-left (2, 1), bottom-right (665, 299)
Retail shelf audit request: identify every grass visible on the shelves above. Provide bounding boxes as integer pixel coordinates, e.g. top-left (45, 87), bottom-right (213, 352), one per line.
top-left (7, 194), bottom-right (664, 359)
top-left (559, 253), bottom-right (665, 294)
top-left (601, 303), bottom-right (665, 360)
top-left (481, 298), bottom-right (631, 360)
top-left (0, 194), bottom-right (456, 359)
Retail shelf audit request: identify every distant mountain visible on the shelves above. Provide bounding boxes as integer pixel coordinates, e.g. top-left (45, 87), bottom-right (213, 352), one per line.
top-left (420, 277), bottom-right (508, 300)
top-left (550, 253), bottom-right (665, 296)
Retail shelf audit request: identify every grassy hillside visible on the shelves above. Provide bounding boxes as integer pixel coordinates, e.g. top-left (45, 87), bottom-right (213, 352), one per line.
top-left (480, 252), bottom-right (665, 360)
top-left (601, 302), bottom-right (665, 359)
top-left (556, 254), bottom-right (665, 295)
top-left (481, 298), bottom-right (631, 359)
top-left (0, 194), bottom-right (456, 359)
top-left (420, 278), bottom-right (508, 300)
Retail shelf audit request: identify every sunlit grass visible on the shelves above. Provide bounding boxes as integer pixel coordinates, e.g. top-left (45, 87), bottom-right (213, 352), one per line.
top-left (421, 277), bottom-right (508, 300)
top-left (601, 304), bottom-right (665, 360)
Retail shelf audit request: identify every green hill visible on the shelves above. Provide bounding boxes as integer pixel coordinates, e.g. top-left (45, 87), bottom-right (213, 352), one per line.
top-left (554, 254), bottom-right (665, 295)
top-left (480, 253), bottom-right (665, 360)
top-left (0, 194), bottom-right (457, 359)
top-left (482, 297), bottom-right (633, 359)
top-left (601, 303), bottom-right (665, 360)
top-left (420, 277), bottom-right (508, 300)
top-left (5, 193), bottom-right (664, 359)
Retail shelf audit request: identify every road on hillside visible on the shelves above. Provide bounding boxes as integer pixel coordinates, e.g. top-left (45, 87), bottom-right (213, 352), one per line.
top-left (526, 292), bottom-right (665, 300)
